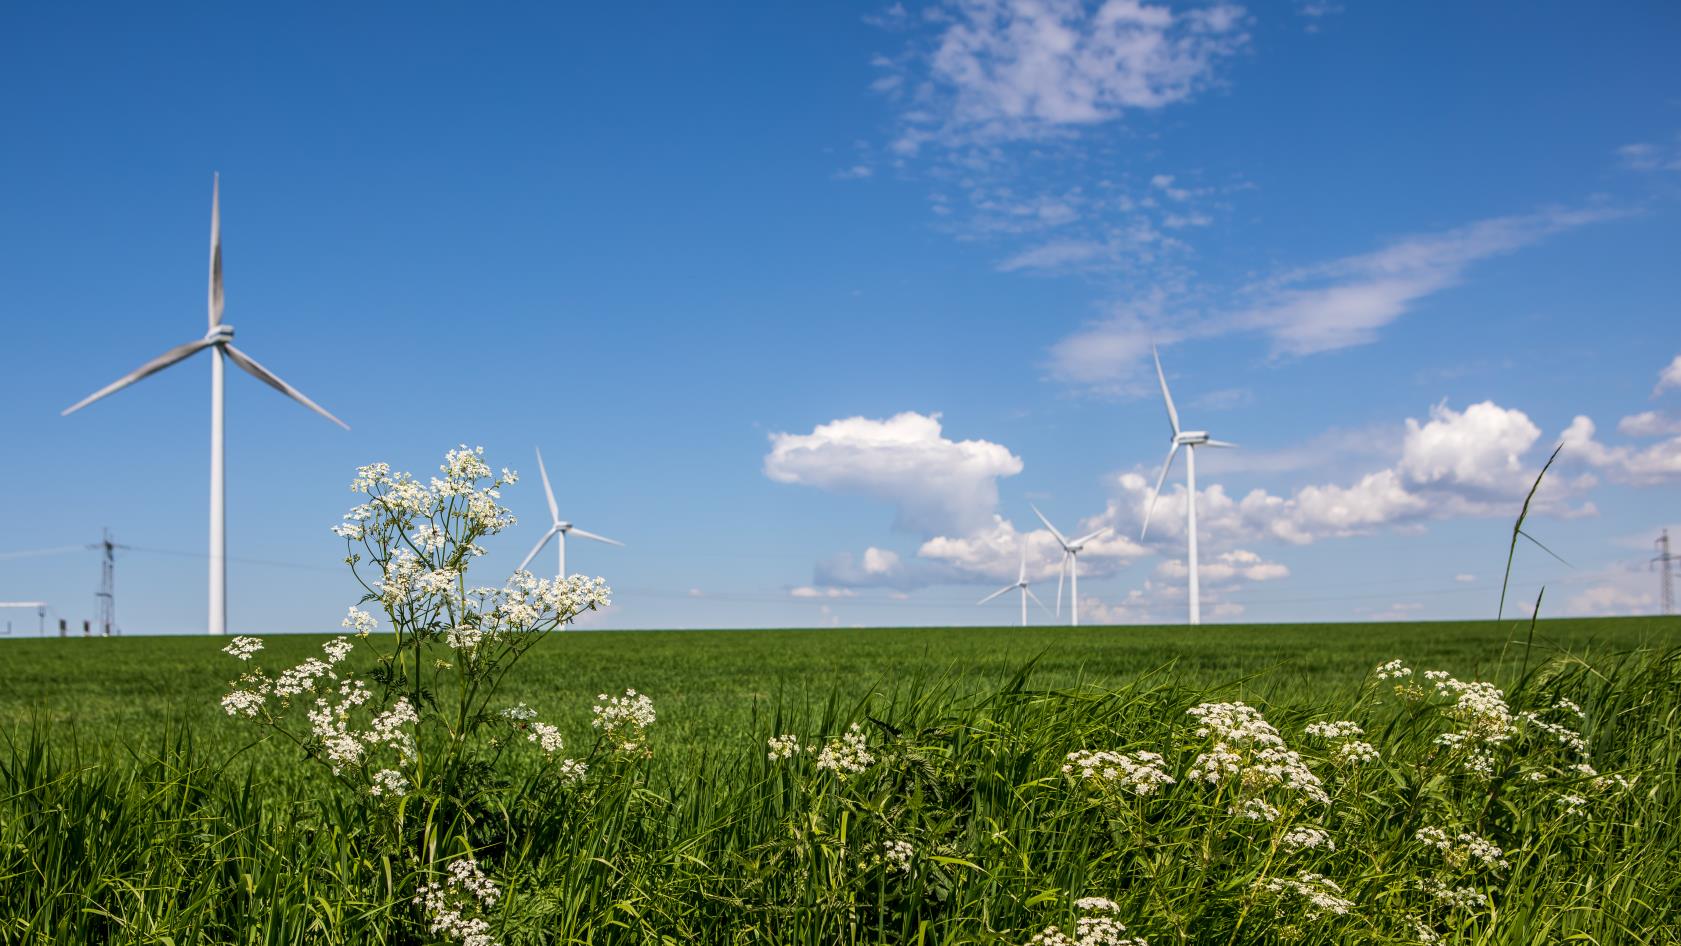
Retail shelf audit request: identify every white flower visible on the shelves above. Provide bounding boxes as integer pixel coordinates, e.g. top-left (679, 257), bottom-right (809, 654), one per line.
top-left (1375, 659), bottom-right (1413, 680)
top-left (1281, 825), bottom-right (1336, 852)
top-left (1063, 750), bottom-right (1176, 797)
top-left (1335, 741), bottom-right (1381, 765)
top-left (1073, 897), bottom-right (1122, 914)
top-left (370, 768), bottom-right (409, 797)
top-left (500, 703), bottom-right (538, 722)
top-left (1303, 721), bottom-right (1363, 741)
top-left (221, 687), bottom-right (265, 717)
top-left (222, 636), bottom-right (264, 661)
top-left (528, 722), bottom-right (564, 754)
top-left (881, 839), bottom-right (914, 873)
top-left (342, 607), bottom-right (378, 637)
top-left (1256, 871), bottom-right (1354, 919)
top-left (273, 658), bottom-right (334, 698)
top-left (1029, 898), bottom-right (1148, 946)
top-left (322, 636), bottom-right (355, 664)
top-left (592, 688), bottom-right (656, 751)
top-left (767, 734), bottom-right (803, 760)
top-left (815, 723), bottom-right (875, 778)
top-left (554, 758), bottom-right (588, 785)
top-left (416, 854), bottom-right (501, 946)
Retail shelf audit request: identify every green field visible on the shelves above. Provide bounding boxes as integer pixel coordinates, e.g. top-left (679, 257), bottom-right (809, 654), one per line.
top-left (3, 617), bottom-right (1679, 944)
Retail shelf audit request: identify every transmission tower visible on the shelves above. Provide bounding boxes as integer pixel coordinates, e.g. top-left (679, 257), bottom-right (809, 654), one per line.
top-left (90, 528), bottom-right (129, 636)
top-left (1656, 529), bottom-right (1678, 616)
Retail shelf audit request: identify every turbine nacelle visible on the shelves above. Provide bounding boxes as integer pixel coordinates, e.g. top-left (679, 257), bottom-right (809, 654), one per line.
top-left (1175, 431), bottom-right (1210, 446)
top-left (206, 324), bottom-right (235, 344)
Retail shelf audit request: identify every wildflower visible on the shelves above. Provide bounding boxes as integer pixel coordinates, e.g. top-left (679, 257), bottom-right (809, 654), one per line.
top-left (221, 687), bottom-right (265, 717)
top-left (528, 722), bottom-right (564, 754)
top-left (815, 723), bottom-right (875, 778)
top-left (881, 839), bottom-right (914, 873)
top-left (1073, 897), bottom-right (1121, 914)
top-left (592, 688), bottom-right (656, 752)
top-left (1375, 659), bottom-right (1413, 681)
top-left (1418, 877), bottom-right (1487, 911)
top-left (273, 658), bottom-right (334, 698)
top-left (1255, 871), bottom-right (1354, 919)
top-left (1335, 741), bottom-right (1381, 765)
top-left (1281, 825), bottom-right (1336, 852)
top-left (370, 768), bottom-right (409, 797)
top-left (322, 636), bottom-right (355, 664)
top-left (1231, 797), bottom-right (1281, 822)
top-left (1415, 827), bottom-right (1509, 871)
top-left (416, 854), bottom-right (501, 946)
top-left (1557, 793), bottom-right (1588, 815)
top-left (1028, 897), bottom-right (1148, 946)
top-left (342, 607), bottom-right (378, 636)
top-left (767, 734), bottom-right (802, 760)
top-left (1063, 749), bottom-right (1176, 797)
top-left (1303, 721), bottom-right (1363, 741)
top-left (500, 703), bottom-right (538, 722)
top-left (222, 636), bottom-right (264, 660)
top-left (554, 758), bottom-right (588, 785)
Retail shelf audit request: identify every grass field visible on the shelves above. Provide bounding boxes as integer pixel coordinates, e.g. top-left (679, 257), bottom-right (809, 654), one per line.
top-left (7, 617), bottom-right (1680, 758)
top-left (3, 617), bottom-right (1679, 944)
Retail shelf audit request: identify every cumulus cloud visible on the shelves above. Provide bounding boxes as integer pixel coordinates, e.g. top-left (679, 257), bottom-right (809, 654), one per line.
top-left (918, 514), bottom-right (1147, 583)
top-left (1559, 416), bottom-right (1681, 487)
top-left (764, 411), bottom-right (1023, 534)
top-left (1095, 400), bottom-right (1587, 549)
top-left (1156, 548), bottom-right (1288, 582)
top-left (1654, 354), bottom-right (1681, 397)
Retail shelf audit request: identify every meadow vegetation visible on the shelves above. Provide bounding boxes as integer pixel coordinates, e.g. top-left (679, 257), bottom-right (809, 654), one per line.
top-left (1, 447), bottom-right (1677, 945)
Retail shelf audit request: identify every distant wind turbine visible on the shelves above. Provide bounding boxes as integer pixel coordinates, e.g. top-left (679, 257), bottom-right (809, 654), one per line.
top-left (977, 547), bottom-right (1051, 627)
top-left (1031, 504), bottom-right (1111, 627)
top-left (1140, 346), bottom-right (1234, 626)
top-left (517, 447), bottom-right (623, 577)
top-left (61, 175), bottom-right (348, 636)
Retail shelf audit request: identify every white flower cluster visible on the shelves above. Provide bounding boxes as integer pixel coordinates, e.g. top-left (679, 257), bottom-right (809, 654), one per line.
top-left (1414, 827), bottom-right (1510, 872)
top-left (416, 855), bottom-right (501, 946)
top-left (592, 688), bottom-right (656, 752)
top-left (1062, 750), bottom-right (1176, 797)
top-left (1303, 719), bottom-right (1381, 768)
top-left (815, 723), bottom-right (875, 778)
top-left (1418, 877), bottom-right (1488, 911)
top-left (1028, 897), bottom-right (1148, 946)
top-left (1255, 871), bottom-right (1355, 919)
top-left (1280, 824), bottom-right (1336, 852)
top-left (370, 768), bottom-right (409, 797)
top-left (880, 839), bottom-right (914, 874)
top-left (343, 607), bottom-right (378, 637)
top-left (500, 703), bottom-right (538, 722)
top-left (767, 734), bottom-right (804, 761)
top-left (1375, 659), bottom-right (1414, 681)
top-left (528, 722), bottom-right (564, 754)
top-left (1185, 702), bottom-right (1329, 810)
top-left (222, 636), bottom-right (263, 660)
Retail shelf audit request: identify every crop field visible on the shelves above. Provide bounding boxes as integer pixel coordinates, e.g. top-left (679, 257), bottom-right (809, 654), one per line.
top-left (3, 616), bottom-right (1680, 945)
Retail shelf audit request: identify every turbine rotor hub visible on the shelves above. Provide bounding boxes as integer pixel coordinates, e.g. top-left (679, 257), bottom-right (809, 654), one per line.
top-left (205, 324), bottom-right (235, 344)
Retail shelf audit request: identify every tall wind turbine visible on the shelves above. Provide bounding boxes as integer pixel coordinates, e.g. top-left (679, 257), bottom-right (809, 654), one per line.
top-left (517, 447), bottom-right (623, 577)
top-left (62, 176), bottom-right (348, 635)
top-left (1031, 504), bottom-right (1111, 627)
top-left (977, 547), bottom-right (1051, 627)
top-left (1140, 346), bottom-right (1234, 626)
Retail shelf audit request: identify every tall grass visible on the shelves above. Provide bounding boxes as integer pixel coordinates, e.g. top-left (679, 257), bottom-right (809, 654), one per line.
top-left (3, 646), bottom-right (1676, 944)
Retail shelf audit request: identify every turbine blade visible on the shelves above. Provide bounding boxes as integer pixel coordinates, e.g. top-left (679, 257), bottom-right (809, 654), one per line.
top-left (208, 174), bottom-right (224, 328)
top-left (1056, 555), bottom-right (1066, 616)
top-left (1030, 503), bottom-right (1070, 548)
top-left (1024, 586), bottom-right (1052, 616)
top-left (1073, 525), bottom-right (1112, 546)
top-left (222, 345), bottom-right (350, 429)
top-left (977, 585), bottom-right (1012, 605)
top-left (517, 527), bottom-right (558, 572)
top-left (61, 337), bottom-right (215, 416)
top-left (1153, 345), bottom-right (1180, 436)
top-left (1204, 439), bottom-right (1237, 448)
top-left (569, 528), bottom-right (623, 547)
top-left (1140, 443), bottom-right (1180, 540)
top-left (535, 447), bottom-right (560, 522)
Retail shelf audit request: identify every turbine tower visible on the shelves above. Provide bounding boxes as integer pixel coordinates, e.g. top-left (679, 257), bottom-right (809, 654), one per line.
top-left (1140, 346), bottom-right (1234, 626)
top-left (62, 176), bottom-right (348, 635)
top-left (517, 447), bottom-right (623, 577)
top-left (1031, 504), bottom-right (1111, 627)
top-left (977, 547), bottom-right (1050, 627)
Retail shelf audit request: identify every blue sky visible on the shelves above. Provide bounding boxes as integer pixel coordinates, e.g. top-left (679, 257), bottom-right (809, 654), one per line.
top-left (2, 1), bottom-right (1679, 634)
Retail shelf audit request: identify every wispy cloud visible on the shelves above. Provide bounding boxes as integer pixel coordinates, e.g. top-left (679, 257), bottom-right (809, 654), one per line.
top-left (1047, 205), bottom-right (1624, 387)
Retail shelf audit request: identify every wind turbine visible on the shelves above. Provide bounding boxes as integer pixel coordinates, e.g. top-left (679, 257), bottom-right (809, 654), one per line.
top-left (61, 175), bottom-right (348, 636)
top-left (1031, 504), bottom-right (1111, 627)
top-left (517, 447), bottom-right (623, 577)
top-left (977, 547), bottom-right (1051, 627)
top-left (1140, 346), bottom-right (1234, 626)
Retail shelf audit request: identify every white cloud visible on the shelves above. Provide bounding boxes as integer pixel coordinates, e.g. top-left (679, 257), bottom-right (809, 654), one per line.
top-left (1156, 548), bottom-right (1288, 582)
top-left (918, 514), bottom-right (1147, 583)
top-left (1559, 416), bottom-right (1681, 487)
top-left (1617, 136), bottom-right (1681, 173)
top-left (861, 546), bottom-right (900, 574)
top-left (1095, 399), bottom-right (1588, 550)
top-left (1618, 411), bottom-right (1681, 438)
top-left (764, 412), bottom-right (1023, 534)
top-left (1047, 207), bottom-right (1622, 385)
top-left (901, 0), bottom-right (1249, 149)
top-left (1654, 354), bottom-right (1681, 397)
top-left (833, 164), bottom-right (875, 180)
top-left (789, 586), bottom-right (858, 599)
top-left (1454, 573), bottom-right (1477, 583)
